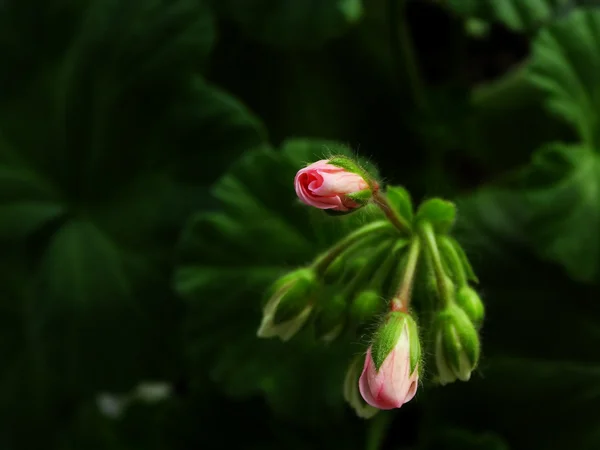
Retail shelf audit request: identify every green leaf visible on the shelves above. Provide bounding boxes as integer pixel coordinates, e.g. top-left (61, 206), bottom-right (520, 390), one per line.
top-left (447, 0), bottom-right (571, 32)
top-left (415, 198), bottom-right (457, 234)
top-left (385, 186), bottom-right (414, 224)
top-left (214, 0), bottom-right (363, 49)
top-left (175, 138), bottom-right (385, 424)
top-left (0, 0), bottom-right (268, 419)
top-left (527, 8), bottom-right (600, 148)
top-left (0, 162), bottom-right (65, 239)
top-left (36, 220), bottom-right (142, 389)
top-left (53, 0), bottom-right (217, 193)
top-left (467, 65), bottom-right (576, 174)
top-left (518, 143), bottom-right (600, 282)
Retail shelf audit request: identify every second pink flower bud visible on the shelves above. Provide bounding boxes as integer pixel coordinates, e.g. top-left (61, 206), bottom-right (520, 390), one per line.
top-left (359, 312), bottom-right (421, 410)
top-left (294, 158), bottom-right (375, 212)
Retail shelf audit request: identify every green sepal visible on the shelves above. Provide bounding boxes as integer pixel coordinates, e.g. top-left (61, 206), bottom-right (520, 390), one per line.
top-left (415, 198), bottom-right (457, 234)
top-left (346, 188), bottom-right (374, 205)
top-left (314, 293), bottom-right (348, 342)
top-left (455, 286), bottom-right (485, 329)
top-left (406, 314), bottom-right (421, 375)
top-left (386, 186), bottom-right (414, 223)
top-left (448, 237), bottom-right (479, 283)
top-left (270, 268), bottom-right (317, 324)
top-left (328, 155), bottom-right (376, 190)
top-left (441, 322), bottom-right (462, 375)
top-left (328, 155), bottom-right (363, 173)
top-left (350, 290), bottom-right (382, 323)
top-left (371, 312), bottom-right (408, 371)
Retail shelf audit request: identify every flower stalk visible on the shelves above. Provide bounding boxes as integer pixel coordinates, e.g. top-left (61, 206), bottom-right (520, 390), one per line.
top-left (391, 236), bottom-right (420, 312)
top-left (372, 190), bottom-right (412, 236)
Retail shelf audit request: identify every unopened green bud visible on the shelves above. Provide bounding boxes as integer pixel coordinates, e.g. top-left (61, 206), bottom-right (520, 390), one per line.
top-left (315, 293), bottom-right (347, 343)
top-left (455, 286), bottom-right (484, 328)
top-left (257, 268), bottom-right (317, 341)
top-left (271, 269), bottom-right (316, 324)
top-left (350, 290), bottom-right (382, 323)
top-left (433, 305), bottom-right (480, 385)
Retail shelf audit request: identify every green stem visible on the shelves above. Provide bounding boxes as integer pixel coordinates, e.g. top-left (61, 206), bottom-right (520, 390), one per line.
top-left (419, 222), bottom-right (452, 308)
top-left (389, 0), bottom-right (427, 113)
top-left (391, 236), bottom-right (420, 312)
top-left (372, 190), bottom-right (412, 236)
top-left (312, 221), bottom-right (395, 275)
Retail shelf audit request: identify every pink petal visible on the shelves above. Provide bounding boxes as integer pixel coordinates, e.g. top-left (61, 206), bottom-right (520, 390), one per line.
top-left (313, 171), bottom-right (369, 196)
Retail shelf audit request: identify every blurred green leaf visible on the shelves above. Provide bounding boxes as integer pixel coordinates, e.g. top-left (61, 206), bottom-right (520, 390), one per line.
top-left (175, 138), bottom-right (384, 424)
top-left (0, 159), bottom-right (65, 238)
top-left (527, 8), bottom-right (600, 148)
top-left (519, 143), bottom-right (600, 283)
top-left (0, 1), bottom-right (269, 438)
top-left (447, 0), bottom-right (571, 31)
top-left (214, 0), bottom-right (363, 49)
top-left (467, 66), bottom-right (576, 173)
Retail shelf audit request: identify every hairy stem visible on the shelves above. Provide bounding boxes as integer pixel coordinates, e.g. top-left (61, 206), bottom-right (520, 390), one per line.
top-left (391, 236), bottom-right (420, 312)
top-left (372, 190), bottom-right (412, 236)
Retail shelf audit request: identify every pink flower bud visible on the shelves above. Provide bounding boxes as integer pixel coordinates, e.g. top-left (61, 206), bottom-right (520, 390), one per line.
top-left (294, 160), bottom-right (371, 211)
top-left (358, 324), bottom-right (419, 410)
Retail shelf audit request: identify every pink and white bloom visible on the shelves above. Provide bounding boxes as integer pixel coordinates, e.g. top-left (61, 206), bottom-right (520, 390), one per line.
top-left (294, 159), bottom-right (371, 211)
top-left (358, 323), bottom-right (419, 410)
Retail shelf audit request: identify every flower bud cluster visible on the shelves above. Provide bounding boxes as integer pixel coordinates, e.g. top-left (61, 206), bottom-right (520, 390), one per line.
top-left (256, 155), bottom-right (486, 419)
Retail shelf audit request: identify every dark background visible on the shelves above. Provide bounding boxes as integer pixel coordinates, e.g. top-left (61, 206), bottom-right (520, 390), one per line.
top-left (1, 0), bottom-right (600, 449)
